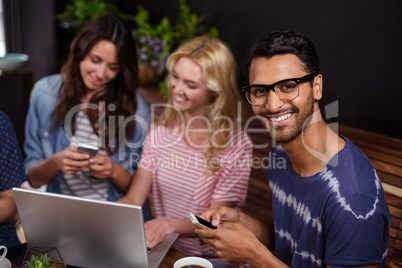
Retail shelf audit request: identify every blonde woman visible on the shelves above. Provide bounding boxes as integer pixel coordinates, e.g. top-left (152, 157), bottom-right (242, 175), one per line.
top-left (118, 36), bottom-right (252, 263)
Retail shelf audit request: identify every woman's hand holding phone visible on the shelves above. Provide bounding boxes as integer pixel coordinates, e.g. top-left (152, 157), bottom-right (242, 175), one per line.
top-left (76, 144), bottom-right (99, 158)
top-left (56, 146), bottom-right (92, 174)
top-left (74, 145), bottom-right (114, 179)
top-left (88, 155), bottom-right (114, 179)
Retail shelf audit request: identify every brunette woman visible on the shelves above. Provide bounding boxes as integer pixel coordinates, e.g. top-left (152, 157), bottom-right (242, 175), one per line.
top-left (24, 15), bottom-right (152, 220)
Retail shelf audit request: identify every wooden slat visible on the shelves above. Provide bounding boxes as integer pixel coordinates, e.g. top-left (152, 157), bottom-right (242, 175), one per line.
top-left (378, 171), bottom-right (402, 188)
top-left (389, 237), bottom-right (396, 249)
top-left (395, 239), bottom-right (402, 251)
top-left (388, 205), bottom-right (402, 219)
top-left (397, 228), bottom-right (402, 241)
top-left (389, 248), bottom-right (402, 262)
top-left (339, 124), bottom-right (402, 152)
top-left (385, 195), bottom-right (402, 209)
top-left (371, 159), bottom-right (402, 178)
top-left (251, 168), bottom-right (269, 180)
top-left (359, 147), bottom-right (402, 168)
top-left (390, 227), bottom-right (397, 239)
top-left (383, 182), bottom-right (402, 199)
top-left (390, 218), bottom-right (401, 231)
top-left (388, 260), bottom-right (402, 268)
top-left (346, 137), bottom-right (402, 159)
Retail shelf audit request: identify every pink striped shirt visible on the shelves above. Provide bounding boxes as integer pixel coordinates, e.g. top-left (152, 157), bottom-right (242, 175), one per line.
top-left (140, 123), bottom-right (253, 259)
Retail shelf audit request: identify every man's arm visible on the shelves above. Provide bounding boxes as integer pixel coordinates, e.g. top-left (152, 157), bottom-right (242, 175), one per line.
top-left (200, 206), bottom-right (274, 249)
top-left (196, 220), bottom-right (286, 267)
top-left (198, 222), bottom-right (380, 268)
top-left (238, 211), bottom-right (274, 250)
top-left (197, 206), bottom-right (279, 266)
top-left (0, 189), bottom-right (18, 223)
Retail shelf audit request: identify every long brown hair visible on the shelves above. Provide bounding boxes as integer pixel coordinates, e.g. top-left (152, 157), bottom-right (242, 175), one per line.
top-left (54, 15), bottom-right (139, 153)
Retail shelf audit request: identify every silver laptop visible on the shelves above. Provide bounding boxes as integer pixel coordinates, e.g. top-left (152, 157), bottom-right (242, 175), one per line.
top-left (13, 187), bottom-right (178, 268)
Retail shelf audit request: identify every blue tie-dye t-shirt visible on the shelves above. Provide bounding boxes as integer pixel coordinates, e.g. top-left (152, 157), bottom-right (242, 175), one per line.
top-left (269, 136), bottom-right (390, 267)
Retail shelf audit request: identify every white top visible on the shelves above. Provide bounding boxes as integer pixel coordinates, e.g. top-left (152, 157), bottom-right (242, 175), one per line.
top-left (61, 110), bottom-right (108, 200)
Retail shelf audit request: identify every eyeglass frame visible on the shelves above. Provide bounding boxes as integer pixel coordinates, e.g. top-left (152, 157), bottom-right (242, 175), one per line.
top-left (242, 73), bottom-right (316, 106)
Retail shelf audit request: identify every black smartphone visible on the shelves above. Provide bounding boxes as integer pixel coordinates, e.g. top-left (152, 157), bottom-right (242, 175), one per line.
top-left (76, 144), bottom-right (99, 158)
top-left (189, 212), bottom-right (217, 230)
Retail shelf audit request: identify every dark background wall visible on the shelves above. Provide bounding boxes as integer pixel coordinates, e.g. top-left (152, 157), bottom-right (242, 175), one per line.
top-left (122, 0), bottom-right (402, 139)
top-left (7, 0), bottom-right (402, 140)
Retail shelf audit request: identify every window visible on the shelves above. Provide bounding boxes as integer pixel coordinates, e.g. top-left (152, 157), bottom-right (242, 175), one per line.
top-left (0, 0), bottom-right (5, 56)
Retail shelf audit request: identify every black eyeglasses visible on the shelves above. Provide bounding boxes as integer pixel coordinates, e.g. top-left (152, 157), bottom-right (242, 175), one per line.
top-left (242, 74), bottom-right (316, 106)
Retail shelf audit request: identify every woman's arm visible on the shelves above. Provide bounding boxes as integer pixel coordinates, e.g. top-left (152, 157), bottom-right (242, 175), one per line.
top-left (28, 154), bottom-right (62, 187)
top-left (116, 167), bottom-right (153, 206)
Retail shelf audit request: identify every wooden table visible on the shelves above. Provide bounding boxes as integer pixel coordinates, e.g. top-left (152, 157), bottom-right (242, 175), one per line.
top-left (160, 247), bottom-right (187, 267)
top-left (7, 243), bottom-right (186, 267)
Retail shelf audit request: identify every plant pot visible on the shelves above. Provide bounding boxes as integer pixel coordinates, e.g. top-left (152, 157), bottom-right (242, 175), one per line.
top-left (138, 64), bottom-right (162, 86)
top-left (23, 247), bottom-right (65, 268)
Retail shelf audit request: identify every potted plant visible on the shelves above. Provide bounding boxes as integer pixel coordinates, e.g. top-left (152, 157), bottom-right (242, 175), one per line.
top-left (23, 248), bottom-right (65, 268)
top-left (25, 253), bottom-right (53, 268)
top-left (56, 0), bottom-right (219, 94)
top-left (126, 4), bottom-right (173, 87)
top-left (128, 0), bottom-right (218, 93)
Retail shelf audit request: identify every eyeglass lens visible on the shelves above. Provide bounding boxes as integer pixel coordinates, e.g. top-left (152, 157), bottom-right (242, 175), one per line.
top-left (246, 80), bottom-right (299, 105)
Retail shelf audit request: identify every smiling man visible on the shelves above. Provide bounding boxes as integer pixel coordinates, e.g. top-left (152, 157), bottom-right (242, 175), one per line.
top-left (196, 30), bottom-right (391, 268)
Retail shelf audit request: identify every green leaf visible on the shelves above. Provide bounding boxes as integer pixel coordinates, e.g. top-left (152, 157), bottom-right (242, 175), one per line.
top-left (56, 0), bottom-right (220, 96)
top-left (56, 0), bottom-right (121, 34)
top-left (25, 253), bottom-right (52, 268)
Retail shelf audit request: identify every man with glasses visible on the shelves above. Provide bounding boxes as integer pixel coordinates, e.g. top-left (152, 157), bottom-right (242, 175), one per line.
top-left (196, 29), bottom-right (390, 267)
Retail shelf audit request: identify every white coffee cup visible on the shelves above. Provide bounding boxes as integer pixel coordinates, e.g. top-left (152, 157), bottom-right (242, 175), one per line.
top-left (0, 245), bottom-right (7, 263)
top-left (174, 256), bottom-right (213, 268)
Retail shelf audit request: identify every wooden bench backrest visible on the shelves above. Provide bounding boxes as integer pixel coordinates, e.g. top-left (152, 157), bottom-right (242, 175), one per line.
top-left (339, 125), bottom-right (402, 267)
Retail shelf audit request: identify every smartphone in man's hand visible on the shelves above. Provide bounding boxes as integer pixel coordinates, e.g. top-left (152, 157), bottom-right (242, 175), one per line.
top-left (189, 212), bottom-right (217, 230)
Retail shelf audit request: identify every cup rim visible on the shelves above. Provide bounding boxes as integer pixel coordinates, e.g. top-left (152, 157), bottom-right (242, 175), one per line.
top-left (174, 256), bottom-right (213, 268)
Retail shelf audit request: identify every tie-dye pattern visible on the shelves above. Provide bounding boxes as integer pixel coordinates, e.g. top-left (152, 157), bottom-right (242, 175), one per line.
top-left (268, 137), bottom-right (390, 267)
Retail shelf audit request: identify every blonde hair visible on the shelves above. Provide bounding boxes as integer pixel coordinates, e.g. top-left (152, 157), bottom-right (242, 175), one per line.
top-left (162, 36), bottom-right (240, 171)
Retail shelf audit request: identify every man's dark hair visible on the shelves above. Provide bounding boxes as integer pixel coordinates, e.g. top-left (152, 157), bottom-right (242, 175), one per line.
top-left (245, 29), bottom-right (320, 77)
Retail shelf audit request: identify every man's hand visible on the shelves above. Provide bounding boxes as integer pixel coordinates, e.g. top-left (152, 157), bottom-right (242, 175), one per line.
top-left (200, 206), bottom-right (240, 227)
top-left (196, 221), bottom-right (267, 265)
